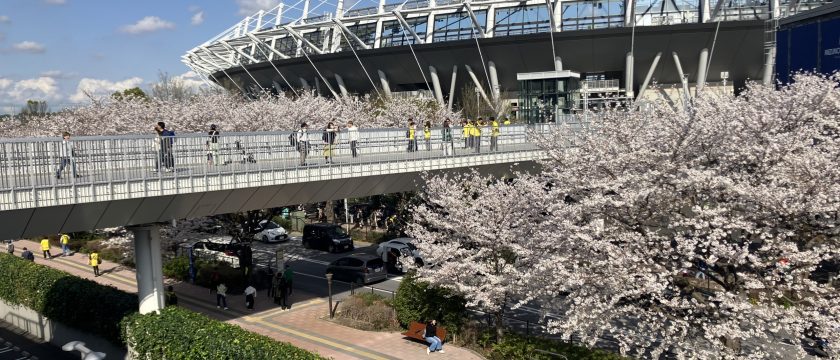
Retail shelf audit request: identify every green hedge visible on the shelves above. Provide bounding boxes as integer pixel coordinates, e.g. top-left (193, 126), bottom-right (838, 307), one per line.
top-left (490, 333), bottom-right (627, 360)
top-left (121, 306), bottom-right (326, 360)
top-left (0, 253), bottom-right (138, 345)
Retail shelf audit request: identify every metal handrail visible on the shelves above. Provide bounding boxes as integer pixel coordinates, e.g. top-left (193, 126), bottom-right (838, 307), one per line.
top-left (0, 123), bottom-right (578, 211)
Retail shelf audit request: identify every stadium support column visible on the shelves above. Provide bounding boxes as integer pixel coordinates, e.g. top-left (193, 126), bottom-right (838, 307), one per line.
top-left (488, 61), bottom-right (500, 102)
top-left (300, 78), bottom-right (311, 92)
top-left (448, 65), bottom-right (458, 111)
top-left (624, 0), bottom-right (635, 26)
top-left (625, 52), bottom-right (634, 98)
top-left (672, 52), bottom-right (691, 108)
top-left (378, 70), bottom-right (392, 98)
top-left (335, 74), bottom-right (349, 98)
top-left (762, 46), bottom-right (776, 86)
top-left (465, 65), bottom-right (493, 108)
top-left (130, 225), bottom-right (165, 314)
top-left (429, 66), bottom-right (445, 106)
top-left (700, 0), bottom-right (711, 22)
top-left (636, 52), bottom-right (662, 102)
top-left (696, 48), bottom-right (709, 94)
top-left (555, 57), bottom-right (563, 71)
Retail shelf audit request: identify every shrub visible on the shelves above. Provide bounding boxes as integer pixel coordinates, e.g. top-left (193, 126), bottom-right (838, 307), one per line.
top-left (121, 306), bottom-right (326, 360)
top-left (162, 256), bottom-right (191, 281)
top-left (490, 333), bottom-right (626, 360)
top-left (334, 293), bottom-right (400, 331)
top-left (272, 216), bottom-right (295, 233)
top-left (0, 253), bottom-right (137, 345)
top-left (393, 272), bottom-right (466, 332)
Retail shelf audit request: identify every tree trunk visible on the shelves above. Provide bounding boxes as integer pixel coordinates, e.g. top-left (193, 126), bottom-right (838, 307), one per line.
top-left (325, 200), bottom-right (335, 223)
top-left (494, 311), bottom-right (504, 341)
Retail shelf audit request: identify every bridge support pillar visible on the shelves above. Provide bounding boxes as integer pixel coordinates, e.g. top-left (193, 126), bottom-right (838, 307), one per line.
top-left (130, 225), bottom-right (165, 314)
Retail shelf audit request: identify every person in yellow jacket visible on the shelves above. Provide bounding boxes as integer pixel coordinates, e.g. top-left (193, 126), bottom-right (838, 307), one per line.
top-left (406, 120), bottom-right (418, 152)
top-left (463, 120), bottom-right (473, 149)
top-left (60, 233), bottom-right (71, 257)
top-left (423, 121), bottom-right (432, 151)
top-left (40, 237), bottom-right (52, 259)
top-left (89, 251), bottom-right (100, 277)
top-left (471, 118), bottom-right (483, 153)
top-left (503, 117), bottom-right (511, 125)
top-left (490, 117), bottom-right (500, 151)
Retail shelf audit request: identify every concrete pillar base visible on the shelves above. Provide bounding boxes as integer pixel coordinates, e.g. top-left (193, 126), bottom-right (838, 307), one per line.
top-left (129, 225), bottom-right (165, 314)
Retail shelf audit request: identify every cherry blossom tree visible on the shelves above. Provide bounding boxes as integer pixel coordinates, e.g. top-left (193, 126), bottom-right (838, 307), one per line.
top-left (408, 73), bottom-right (840, 359)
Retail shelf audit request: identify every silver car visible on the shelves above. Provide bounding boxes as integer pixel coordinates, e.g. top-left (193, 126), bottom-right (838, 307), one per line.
top-left (326, 254), bottom-right (387, 285)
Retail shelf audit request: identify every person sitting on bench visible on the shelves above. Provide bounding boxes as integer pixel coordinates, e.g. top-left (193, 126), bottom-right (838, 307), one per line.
top-left (424, 319), bottom-right (444, 354)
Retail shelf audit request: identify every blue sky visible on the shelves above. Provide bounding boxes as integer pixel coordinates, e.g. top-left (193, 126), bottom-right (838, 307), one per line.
top-left (0, 0), bottom-right (301, 106)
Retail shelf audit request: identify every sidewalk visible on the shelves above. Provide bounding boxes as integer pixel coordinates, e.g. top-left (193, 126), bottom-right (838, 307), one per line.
top-left (8, 240), bottom-right (483, 360)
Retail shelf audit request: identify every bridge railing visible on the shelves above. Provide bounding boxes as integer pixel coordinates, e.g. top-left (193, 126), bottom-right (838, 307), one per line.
top-left (0, 122), bottom-right (586, 210)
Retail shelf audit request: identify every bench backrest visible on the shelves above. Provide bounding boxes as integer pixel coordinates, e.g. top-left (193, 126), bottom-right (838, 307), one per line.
top-left (403, 322), bottom-right (447, 342)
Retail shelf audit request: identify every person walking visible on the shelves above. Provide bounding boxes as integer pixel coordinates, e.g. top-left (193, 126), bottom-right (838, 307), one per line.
top-left (158, 122), bottom-right (176, 172)
top-left (322, 121), bottom-right (338, 164)
top-left (60, 233), bottom-right (71, 256)
top-left (216, 282), bottom-right (228, 310)
top-left (472, 118), bottom-right (483, 153)
top-left (407, 120), bottom-right (417, 152)
top-left (5, 240), bottom-right (14, 254)
top-left (442, 119), bottom-right (454, 156)
top-left (55, 132), bottom-right (79, 179)
top-left (461, 120), bottom-right (470, 149)
top-left (283, 264), bottom-right (294, 296)
top-left (40, 237), bottom-right (51, 259)
top-left (207, 124), bottom-right (220, 166)
top-left (278, 275), bottom-right (289, 309)
top-left (346, 121), bottom-right (359, 158)
top-left (166, 285), bottom-right (178, 306)
top-left (271, 271), bottom-right (283, 303)
top-left (297, 122), bottom-right (310, 166)
top-left (244, 284), bottom-right (257, 311)
top-left (490, 117), bottom-right (500, 151)
top-left (89, 250), bottom-right (100, 276)
top-left (423, 121), bottom-right (432, 151)
top-left (21, 247), bottom-right (35, 261)
top-left (424, 319), bottom-right (444, 354)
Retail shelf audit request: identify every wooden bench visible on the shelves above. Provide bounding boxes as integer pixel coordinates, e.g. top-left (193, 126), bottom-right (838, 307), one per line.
top-left (402, 322), bottom-right (447, 343)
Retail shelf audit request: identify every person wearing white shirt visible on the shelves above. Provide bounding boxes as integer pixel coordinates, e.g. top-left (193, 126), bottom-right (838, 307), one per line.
top-left (244, 284), bottom-right (257, 311)
top-left (346, 121), bottom-right (359, 158)
top-left (296, 122), bottom-right (309, 166)
top-left (56, 131), bottom-right (78, 179)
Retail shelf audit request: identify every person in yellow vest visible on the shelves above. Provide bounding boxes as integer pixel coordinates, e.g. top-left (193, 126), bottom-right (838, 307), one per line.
top-left (503, 116), bottom-right (511, 125)
top-left (472, 118), bottom-right (483, 153)
top-left (407, 120), bottom-right (417, 152)
top-left (463, 120), bottom-right (473, 149)
top-left (40, 237), bottom-right (52, 259)
top-left (89, 251), bottom-right (100, 277)
top-left (60, 233), bottom-right (71, 257)
top-left (490, 117), bottom-right (500, 151)
top-left (423, 121), bottom-right (432, 151)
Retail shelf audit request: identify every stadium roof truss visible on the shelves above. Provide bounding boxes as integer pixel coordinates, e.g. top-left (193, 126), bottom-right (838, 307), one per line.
top-left (183, 0), bottom-right (830, 84)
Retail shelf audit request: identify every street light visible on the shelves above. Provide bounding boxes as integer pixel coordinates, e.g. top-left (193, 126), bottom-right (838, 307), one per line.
top-left (326, 272), bottom-right (334, 319)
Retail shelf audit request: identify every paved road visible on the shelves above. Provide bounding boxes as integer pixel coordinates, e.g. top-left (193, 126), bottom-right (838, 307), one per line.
top-left (0, 320), bottom-right (76, 360)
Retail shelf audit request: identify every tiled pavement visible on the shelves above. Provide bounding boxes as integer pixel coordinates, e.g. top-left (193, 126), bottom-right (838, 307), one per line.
top-left (8, 240), bottom-right (483, 360)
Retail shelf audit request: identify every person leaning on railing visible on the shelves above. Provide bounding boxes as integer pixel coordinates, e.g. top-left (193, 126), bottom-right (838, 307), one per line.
top-left (442, 119), bottom-right (454, 156)
top-left (296, 122), bottom-right (310, 166)
top-left (490, 117), bottom-right (500, 151)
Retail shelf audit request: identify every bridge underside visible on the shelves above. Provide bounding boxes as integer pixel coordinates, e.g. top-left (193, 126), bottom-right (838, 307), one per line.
top-left (220, 21), bottom-right (764, 96)
top-left (1, 162), bottom-right (537, 239)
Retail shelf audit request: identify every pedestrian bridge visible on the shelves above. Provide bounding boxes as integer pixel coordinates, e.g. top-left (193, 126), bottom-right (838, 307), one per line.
top-left (0, 124), bottom-right (563, 240)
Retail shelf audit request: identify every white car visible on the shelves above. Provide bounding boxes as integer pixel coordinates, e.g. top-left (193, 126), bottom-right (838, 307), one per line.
top-left (252, 220), bottom-right (289, 243)
top-left (376, 238), bottom-right (424, 271)
top-left (190, 236), bottom-right (242, 268)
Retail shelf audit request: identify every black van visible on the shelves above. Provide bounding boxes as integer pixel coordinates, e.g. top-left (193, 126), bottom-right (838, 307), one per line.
top-left (302, 223), bottom-right (354, 253)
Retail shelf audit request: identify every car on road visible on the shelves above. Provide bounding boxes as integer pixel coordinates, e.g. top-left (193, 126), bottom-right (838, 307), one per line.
top-left (252, 220), bottom-right (289, 243)
top-left (302, 223), bottom-right (354, 253)
top-left (190, 236), bottom-right (248, 268)
top-left (376, 237), bottom-right (424, 271)
top-left (326, 253), bottom-right (387, 284)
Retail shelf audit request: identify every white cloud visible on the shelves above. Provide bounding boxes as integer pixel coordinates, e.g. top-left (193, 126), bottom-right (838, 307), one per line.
top-left (70, 77), bottom-right (144, 102)
top-left (40, 70), bottom-right (75, 79)
top-left (191, 11), bottom-right (204, 26)
top-left (120, 16), bottom-right (175, 34)
top-left (0, 15), bottom-right (10, 23)
top-left (11, 41), bottom-right (46, 54)
top-left (44, 0), bottom-right (66, 4)
top-left (4, 77), bottom-right (62, 102)
top-left (176, 71), bottom-right (209, 91)
top-left (236, 0), bottom-right (281, 16)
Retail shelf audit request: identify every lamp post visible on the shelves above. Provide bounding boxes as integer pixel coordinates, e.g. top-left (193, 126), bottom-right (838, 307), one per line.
top-left (326, 272), bottom-right (334, 318)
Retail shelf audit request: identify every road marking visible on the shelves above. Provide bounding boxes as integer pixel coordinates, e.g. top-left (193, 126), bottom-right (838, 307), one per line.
top-left (246, 317), bottom-right (390, 360)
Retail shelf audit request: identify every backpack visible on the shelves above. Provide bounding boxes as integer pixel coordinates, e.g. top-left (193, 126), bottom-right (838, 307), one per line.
top-left (289, 132), bottom-right (298, 147)
top-left (322, 131), bottom-right (329, 143)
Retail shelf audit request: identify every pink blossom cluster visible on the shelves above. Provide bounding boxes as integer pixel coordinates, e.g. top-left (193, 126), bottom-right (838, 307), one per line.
top-left (408, 74), bottom-right (840, 359)
top-left (0, 92), bottom-right (459, 137)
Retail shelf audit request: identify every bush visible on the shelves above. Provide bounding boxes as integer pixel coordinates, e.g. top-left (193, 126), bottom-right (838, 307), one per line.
top-left (490, 333), bottom-right (626, 360)
top-left (121, 306), bottom-right (326, 360)
top-left (272, 216), bottom-right (295, 233)
top-left (393, 272), bottom-right (466, 333)
top-left (162, 256), bottom-right (191, 281)
top-left (334, 293), bottom-right (400, 331)
top-left (0, 253), bottom-right (137, 345)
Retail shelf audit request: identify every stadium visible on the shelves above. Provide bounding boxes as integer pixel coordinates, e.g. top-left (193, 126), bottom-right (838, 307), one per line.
top-left (184, 0), bottom-right (829, 122)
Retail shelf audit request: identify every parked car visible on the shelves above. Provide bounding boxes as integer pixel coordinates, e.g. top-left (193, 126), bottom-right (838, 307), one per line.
top-left (326, 253), bottom-right (387, 284)
top-left (302, 223), bottom-right (354, 253)
top-left (190, 236), bottom-right (248, 268)
top-left (376, 237), bottom-right (424, 271)
top-left (252, 220), bottom-right (289, 243)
